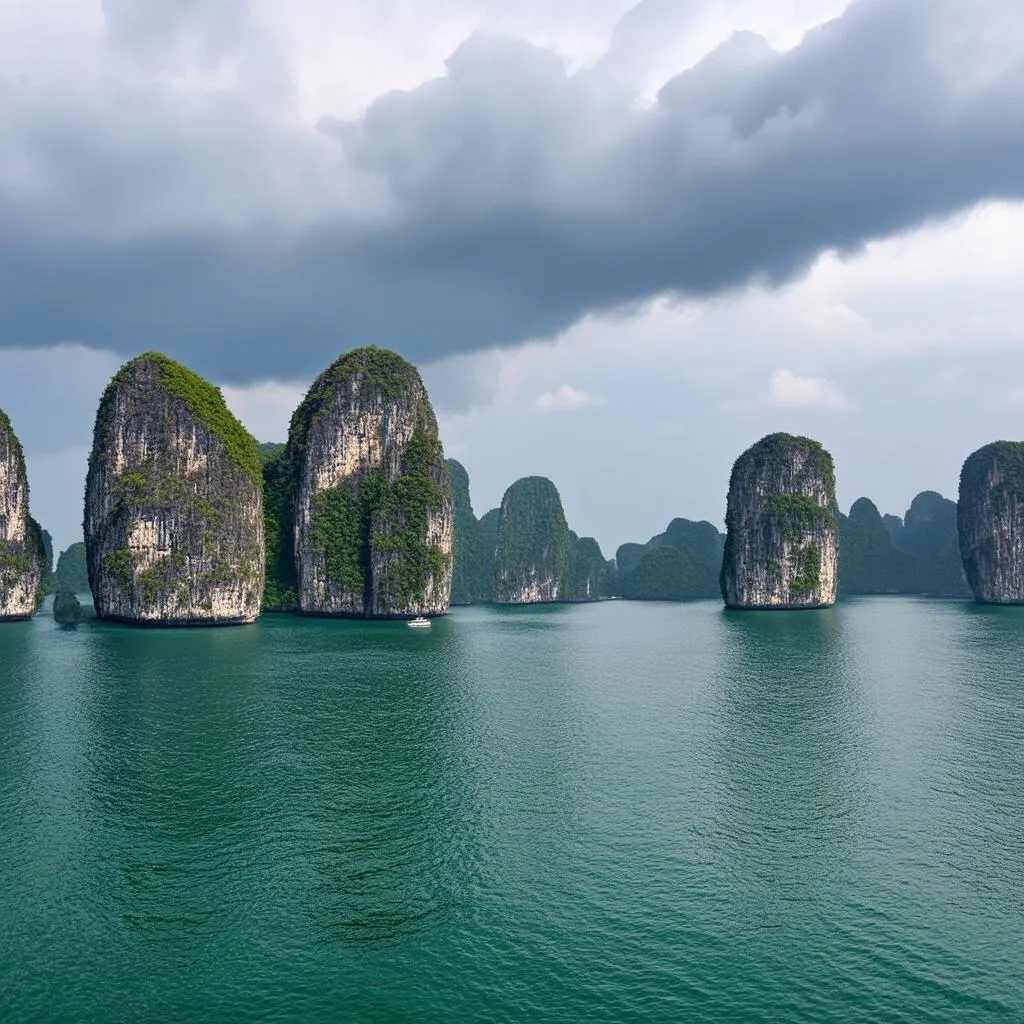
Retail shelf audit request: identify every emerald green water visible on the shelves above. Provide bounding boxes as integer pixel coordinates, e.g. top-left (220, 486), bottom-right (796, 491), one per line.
top-left (1, 597), bottom-right (1021, 1022)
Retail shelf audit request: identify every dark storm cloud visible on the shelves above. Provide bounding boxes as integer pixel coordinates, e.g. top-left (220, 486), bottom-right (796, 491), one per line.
top-left (1, 0), bottom-right (1022, 382)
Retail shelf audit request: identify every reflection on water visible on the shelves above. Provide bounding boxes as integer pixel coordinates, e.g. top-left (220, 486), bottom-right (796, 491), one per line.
top-left (713, 609), bottom-right (866, 927)
top-left (0, 598), bottom-right (1022, 1022)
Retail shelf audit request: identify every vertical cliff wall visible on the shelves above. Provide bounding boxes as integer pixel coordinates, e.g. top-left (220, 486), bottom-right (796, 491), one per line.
top-left (492, 477), bottom-right (571, 604)
top-left (720, 433), bottom-right (838, 609)
top-left (0, 409), bottom-right (44, 620)
top-left (958, 441), bottom-right (1024, 604)
top-left (84, 353), bottom-right (264, 625)
top-left (291, 347), bottom-right (452, 617)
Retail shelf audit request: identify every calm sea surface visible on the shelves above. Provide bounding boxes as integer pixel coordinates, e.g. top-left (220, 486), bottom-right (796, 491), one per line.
top-left (1, 597), bottom-right (1021, 1022)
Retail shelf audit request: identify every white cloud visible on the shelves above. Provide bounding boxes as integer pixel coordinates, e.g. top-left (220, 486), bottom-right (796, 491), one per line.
top-left (220, 379), bottom-right (307, 443)
top-left (535, 384), bottom-right (606, 412)
top-left (762, 369), bottom-right (852, 411)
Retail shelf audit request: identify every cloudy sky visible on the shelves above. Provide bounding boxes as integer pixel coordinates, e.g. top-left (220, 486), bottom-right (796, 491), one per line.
top-left (2, 0), bottom-right (1024, 555)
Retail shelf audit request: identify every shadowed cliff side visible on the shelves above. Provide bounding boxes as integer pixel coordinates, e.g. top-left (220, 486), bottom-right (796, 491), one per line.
top-left (0, 408), bottom-right (44, 620)
top-left (958, 441), bottom-right (1024, 604)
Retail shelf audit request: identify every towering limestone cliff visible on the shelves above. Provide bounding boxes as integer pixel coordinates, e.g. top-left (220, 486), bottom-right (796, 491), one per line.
top-left (84, 353), bottom-right (265, 625)
top-left (492, 476), bottom-right (571, 603)
top-left (290, 347), bottom-right (452, 618)
top-left (721, 433), bottom-right (838, 609)
top-left (0, 409), bottom-right (44, 620)
top-left (958, 441), bottom-right (1024, 604)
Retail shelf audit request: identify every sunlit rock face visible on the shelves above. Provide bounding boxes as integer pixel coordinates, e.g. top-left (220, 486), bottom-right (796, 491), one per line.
top-left (0, 410), bottom-right (43, 621)
top-left (958, 441), bottom-right (1024, 604)
top-left (85, 353), bottom-right (264, 625)
top-left (291, 347), bottom-right (452, 618)
top-left (492, 476), bottom-right (571, 604)
top-left (721, 433), bottom-right (838, 610)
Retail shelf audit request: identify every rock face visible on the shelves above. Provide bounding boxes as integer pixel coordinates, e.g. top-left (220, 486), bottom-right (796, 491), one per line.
top-left (492, 476), bottom-right (571, 603)
top-left (84, 353), bottom-right (264, 625)
top-left (721, 433), bottom-right (838, 609)
top-left (0, 409), bottom-right (44, 620)
top-left (260, 443), bottom-right (299, 612)
top-left (958, 441), bottom-right (1024, 604)
top-left (291, 347), bottom-right (452, 618)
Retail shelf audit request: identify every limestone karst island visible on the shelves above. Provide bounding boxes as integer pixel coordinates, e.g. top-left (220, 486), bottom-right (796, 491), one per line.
top-left (5, 353), bottom-right (1024, 627)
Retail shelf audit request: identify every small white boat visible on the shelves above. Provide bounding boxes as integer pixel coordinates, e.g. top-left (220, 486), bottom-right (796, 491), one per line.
top-left (407, 616), bottom-right (431, 628)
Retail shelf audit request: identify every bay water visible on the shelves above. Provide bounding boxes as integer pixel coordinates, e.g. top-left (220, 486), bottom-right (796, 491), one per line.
top-left (1, 597), bottom-right (1021, 1021)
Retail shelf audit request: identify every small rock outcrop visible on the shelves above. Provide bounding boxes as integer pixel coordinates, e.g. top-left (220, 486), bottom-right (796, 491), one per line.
top-left (492, 477), bottom-right (571, 603)
top-left (53, 591), bottom-right (83, 628)
top-left (291, 347), bottom-right (452, 618)
top-left (0, 409), bottom-right (44, 620)
top-left (53, 542), bottom-right (90, 594)
top-left (721, 433), bottom-right (838, 609)
top-left (84, 353), bottom-right (265, 625)
top-left (958, 441), bottom-right (1024, 604)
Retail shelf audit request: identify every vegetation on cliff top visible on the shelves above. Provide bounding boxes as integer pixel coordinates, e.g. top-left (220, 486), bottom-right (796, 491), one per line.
top-left (745, 432), bottom-right (837, 497)
top-left (0, 407), bottom-right (26, 481)
top-left (94, 352), bottom-right (261, 484)
top-left (960, 441), bottom-right (1024, 502)
top-left (288, 347), bottom-right (425, 463)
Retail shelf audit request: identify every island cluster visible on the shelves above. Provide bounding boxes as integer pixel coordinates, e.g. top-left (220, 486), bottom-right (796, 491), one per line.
top-left (4, 347), bottom-right (1024, 626)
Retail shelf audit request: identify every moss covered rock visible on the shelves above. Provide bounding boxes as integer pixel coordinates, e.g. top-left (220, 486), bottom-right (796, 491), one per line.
top-left (447, 458), bottom-right (479, 605)
top-left (958, 441), bottom-right (1024, 603)
top-left (721, 433), bottom-right (838, 609)
top-left (492, 476), bottom-right (571, 603)
top-left (53, 542), bottom-right (89, 594)
top-left (84, 353), bottom-right (264, 625)
top-left (290, 347), bottom-right (452, 618)
top-left (838, 498), bottom-right (917, 596)
top-left (566, 534), bottom-right (612, 601)
top-left (53, 590), bottom-right (83, 628)
top-left (0, 409), bottom-right (44, 620)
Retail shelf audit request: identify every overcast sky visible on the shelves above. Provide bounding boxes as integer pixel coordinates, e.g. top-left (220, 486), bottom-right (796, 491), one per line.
top-left (2, 0), bottom-right (1023, 555)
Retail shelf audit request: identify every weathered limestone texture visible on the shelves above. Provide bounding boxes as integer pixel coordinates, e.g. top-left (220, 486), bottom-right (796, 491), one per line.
top-left (721, 433), bottom-right (838, 609)
top-left (492, 476), bottom-right (571, 604)
top-left (85, 353), bottom-right (264, 625)
top-left (958, 441), bottom-right (1024, 604)
top-left (291, 347), bottom-right (452, 617)
top-left (0, 409), bottom-right (44, 620)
